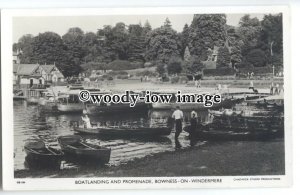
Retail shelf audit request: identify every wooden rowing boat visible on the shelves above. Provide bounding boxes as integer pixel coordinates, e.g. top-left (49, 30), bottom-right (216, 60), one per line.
top-left (74, 125), bottom-right (172, 137)
top-left (24, 140), bottom-right (63, 169)
top-left (57, 135), bottom-right (111, 164)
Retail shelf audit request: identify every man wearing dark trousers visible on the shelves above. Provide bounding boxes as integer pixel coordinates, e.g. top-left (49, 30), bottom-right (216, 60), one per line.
top-left (190, 111), bottom-right (198, 147)
top-left (172, 106), bottom-right (184, 148)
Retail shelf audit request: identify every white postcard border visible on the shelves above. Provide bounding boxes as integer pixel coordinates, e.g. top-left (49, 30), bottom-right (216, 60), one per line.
top-left (1, 6), bottom-right (292, 190)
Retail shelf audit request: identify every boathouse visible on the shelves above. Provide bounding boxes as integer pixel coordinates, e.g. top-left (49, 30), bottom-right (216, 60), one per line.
top-left (13, 64), bottom-right (45, 88)
top-left (40, 64), bottom-right (65, 83)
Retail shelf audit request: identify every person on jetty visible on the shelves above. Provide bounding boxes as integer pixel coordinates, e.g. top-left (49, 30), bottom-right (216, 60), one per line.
top-left (249, 80), bottom-right (254, 90)
top-left (81, 111), bottom-right (91, 129)
top-left (190, 111), bottom-right (198, 147)
top-left (275, 83), bottom-right (280, 95)
top-left (270, 82), bottom-right (274, 95)
top-left (172, 106), bottom-right (184, 148)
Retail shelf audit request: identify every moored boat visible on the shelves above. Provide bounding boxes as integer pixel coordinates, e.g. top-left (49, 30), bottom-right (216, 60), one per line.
top-left (24, 140), bottom-right (63, 169)
top-left (38, 91), bottom-right (59, 112)
top-left (57, 91), bottom-right (85, 113)
top-left (152, 98), bottom-right (238, 110)
top-left (208, 109), bottom-right (242, 117)
top-left (86, 102), bottom-right (149, 115)
top-left (57, 135), bottom-right (111, 164)
top-left (74, 125), bottom-right (172, 137)
top-left (26, 88), bottom-right (47, 104)
top-left (184, 108), bottom-right (284, 141)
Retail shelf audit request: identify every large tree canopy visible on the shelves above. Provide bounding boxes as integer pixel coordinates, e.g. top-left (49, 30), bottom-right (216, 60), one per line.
top-left (188, 14), bottom-right (227, 60)
top-left (145, 18), bottom-right (181, 64)
top-left (13, 13), bottom-right (283, 76)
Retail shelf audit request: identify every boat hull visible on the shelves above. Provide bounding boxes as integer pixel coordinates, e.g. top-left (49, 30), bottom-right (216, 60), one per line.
top-left (57, 103), bottom-right (84, 113)
top-left (152, 99), bottom-right (238, 110)
top-left (58, 136), bottom-right (111, 164)
top-left (24, 147), bottom-right (63, 169)
top-left (74, 126), bottom-right (172, 137)
top-left (26, 97), bottom-right (39, 104)
top-left (86, 102), bottom-right (149, 115)
top-left (184, 114), bottom-right (284, 141)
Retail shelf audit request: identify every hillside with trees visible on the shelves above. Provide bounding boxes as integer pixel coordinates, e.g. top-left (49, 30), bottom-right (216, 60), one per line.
top-left (13, 13), bottom-right (283, 78)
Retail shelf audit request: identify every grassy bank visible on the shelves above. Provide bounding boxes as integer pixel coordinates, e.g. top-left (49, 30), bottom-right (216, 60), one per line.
top-left (15, 139), bottom-right (284, 178)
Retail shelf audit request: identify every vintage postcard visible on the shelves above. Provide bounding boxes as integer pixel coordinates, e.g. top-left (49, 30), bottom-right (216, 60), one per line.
top-left (1, 6), bottom-right (291, 190)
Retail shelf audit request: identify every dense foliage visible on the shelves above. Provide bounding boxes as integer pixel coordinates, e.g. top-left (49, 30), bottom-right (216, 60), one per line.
top-left (13, 14), bottom-right (283, 77)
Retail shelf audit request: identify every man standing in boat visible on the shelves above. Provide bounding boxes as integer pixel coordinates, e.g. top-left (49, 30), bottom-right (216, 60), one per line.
top-left (81, 110), bottom-right (91, 129)
top-left (172, 106), bottom-right (184, 148)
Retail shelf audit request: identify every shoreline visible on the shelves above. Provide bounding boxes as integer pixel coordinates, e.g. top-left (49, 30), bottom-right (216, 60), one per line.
top-left (15, 139), bottom-right (285, 178)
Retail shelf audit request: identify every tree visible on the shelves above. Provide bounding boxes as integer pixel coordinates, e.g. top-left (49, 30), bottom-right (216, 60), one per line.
top-left (216, 46), bottom-right (231, 68)
top-left (164, 17), bottom-right (172, 28)
top-left (188, 14), bottom-right (227, 60)
top-left (31, 32), bottom-right (65, 63)
top-left (260, 14), bottom-right (283, 67)
top-left (246, 49), bottom-right (267, 67)
top-left (15, 34), bottom-right (34, 63)
top-left (180, 24), bottom-right (190, 58)
top-left (236, 15), bottom-right (261, 57)
top-left (156, 64), bottom-right (165, 77)
top-left (81, 32), bottom-right (102, 62)
top-left (185, 56), bottom-right (204, 80)
top-left (98, 23), bottom-right (130, 61)
top-left (167, 57), bottom-right (182, 75)
top-left (145, 18), bottom-right (181, 64)
top-left (127, 24), bottom-right (146, 62)
top-left (183, 47), bottom-right (192, 62)
top-left (62, 27), bottom-right (85, 75)
top-left (230, 44), bottom-right (242, 68)
top-left (143, 20), bottom-right (152, 35)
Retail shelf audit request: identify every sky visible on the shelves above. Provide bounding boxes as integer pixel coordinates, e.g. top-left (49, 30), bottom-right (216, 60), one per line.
top-left (13, 13), bottom-right (265, 43)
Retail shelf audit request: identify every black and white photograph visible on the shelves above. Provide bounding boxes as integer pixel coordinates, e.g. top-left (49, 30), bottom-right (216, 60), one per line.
top-left (1, 7), bottom-right (291, 190)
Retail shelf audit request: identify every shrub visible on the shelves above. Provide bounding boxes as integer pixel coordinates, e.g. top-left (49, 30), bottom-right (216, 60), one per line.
top-left (162, 75), bottom-right (170, 82)
top-left (108, 60), bottom-right (135, 70)
top-left (117, 75), bottom-right (129, 79)
top-left (136, 70), bottom-right (157, 77)
top-left (246, 49), bottom-right (267, 67)
top-left (167, 57), bottom-right (182, 75)
top-left (107, 76), bottom-right (114, 81)
top-left (203, 68), bottom-right (235, 76)
top-left (171, 76), bottom-right (180, 84)
top-left (130, 61), bottom-right (144, 69)
top-left (80, 62), bottom-right (108, 72)
top-left (180, 76), bottom-right (189, 84)
top-left (156, 64), bottom-right (166, 77)
top-left (108, 70), bottom-right (128, 76)
top-left (238, 66), bottom-right (273, 75)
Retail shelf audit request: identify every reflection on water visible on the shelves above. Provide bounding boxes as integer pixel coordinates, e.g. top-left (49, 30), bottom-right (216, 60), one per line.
top-left (14, 100), bottom-right (208, 171)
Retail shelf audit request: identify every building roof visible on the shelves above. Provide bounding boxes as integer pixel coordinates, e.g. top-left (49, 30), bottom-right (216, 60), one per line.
top-left (40, 65), bottom-right (55, 74)
top-left (15, 64), bottom-right (39, 75)
top-left (40, 64), bottom-right (64, 78)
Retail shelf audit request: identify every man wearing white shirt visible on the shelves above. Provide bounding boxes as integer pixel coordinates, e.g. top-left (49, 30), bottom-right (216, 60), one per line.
top-left (172, 106), bottom-right (184, 148)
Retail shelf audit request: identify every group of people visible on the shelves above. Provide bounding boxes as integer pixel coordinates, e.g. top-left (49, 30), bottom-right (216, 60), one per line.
top-left (270, 82), bottom-right (284, 95)
top-left (247, 72), bottom-right (255, 79)
top-left (171, 106), bottom-right (198, 148)
top-left (194, 80), bottom-right (201, 88)
top-left (140, 76), bottom-right (149, 82)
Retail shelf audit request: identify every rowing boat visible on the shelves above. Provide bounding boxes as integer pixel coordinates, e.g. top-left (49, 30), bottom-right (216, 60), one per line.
top-left (74, 125), bottom-right (172, 137)
top-left (57, 135), bottom-right (111, 164)
top-left (24, 140), bottom-right (63, 169)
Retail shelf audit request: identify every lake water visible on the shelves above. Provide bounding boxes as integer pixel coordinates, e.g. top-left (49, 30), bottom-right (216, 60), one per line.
top-left (14, 100), bottom-right (210, 171)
